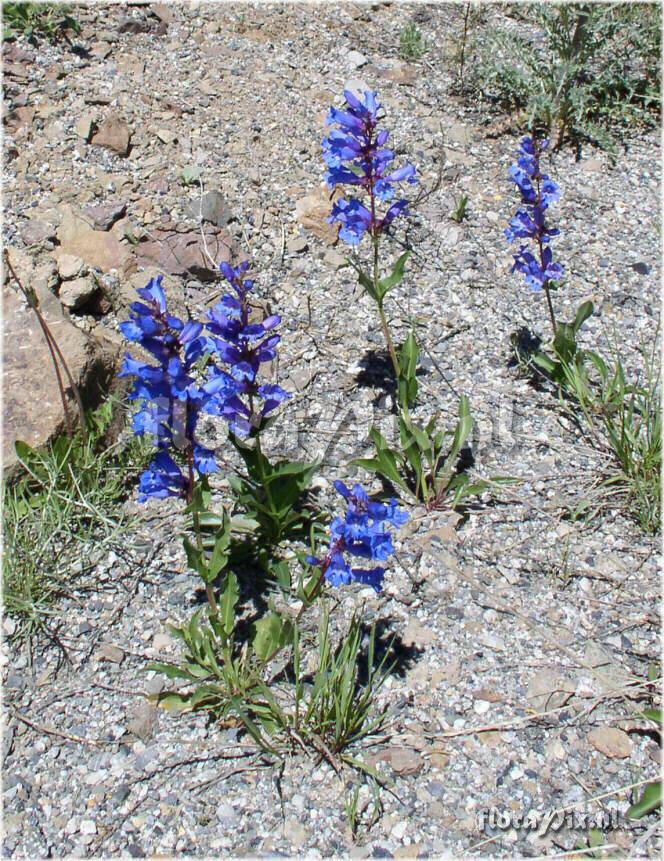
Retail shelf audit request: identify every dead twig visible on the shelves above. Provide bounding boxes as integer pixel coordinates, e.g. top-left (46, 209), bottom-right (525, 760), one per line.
top-left (9, 707), bottom-right (106, 748)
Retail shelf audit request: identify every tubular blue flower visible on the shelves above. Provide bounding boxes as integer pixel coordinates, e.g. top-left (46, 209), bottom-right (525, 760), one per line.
top-left (322, 90), bottom-right (417, 245)
top-left (328, 198), bottom-right (373, 245)
top-left (511, 245), bottom-right (564, 292)
top-left (205, 261), bottom-right (290, 437)
top-left (307, 481), bottom-right (408, 592)
top-left (138, 450), bottom-right (188, 503)
top-left (119, 275), bottom-right (233, 501)
top-left (506, 136), bottom-right (564, 292)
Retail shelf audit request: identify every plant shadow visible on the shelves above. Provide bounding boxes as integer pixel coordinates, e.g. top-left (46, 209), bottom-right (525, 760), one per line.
top-left (508, 326), bottom-right (548, 390)
top-left (355, 348), bottom-right (397, 402)
top-left (361, 620), bottom-right (423, 683)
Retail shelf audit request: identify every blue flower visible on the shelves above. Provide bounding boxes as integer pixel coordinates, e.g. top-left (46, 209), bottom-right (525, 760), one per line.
top-left (322, 90), bottom-right (416, 246)
top-left (506, 136), bottom-right (563, 292)
top-left (119, 275), bottom-right (232, 500)
top-left (512, 245), bottom-right (564, 292)
top-left (328, 198), bottom-right (373, 244)
top-left (309, 481), bottom-right (408, 592)
top-left (138, 451), bottom-right (188, 503)
top-left (205, 261), bottom-right (290, 437)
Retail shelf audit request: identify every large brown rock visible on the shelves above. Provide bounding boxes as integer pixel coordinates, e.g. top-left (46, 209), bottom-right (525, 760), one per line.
top-left (90, 113), bottom-right (131, 156)
top-left (294, 185), bottom-right (341, 245)
top-left (134, 222), bottom-right (240, 280)
top-left (3, 249), bottom-right (121, 479)
top-left (56, 205), bottom-right (134, 276)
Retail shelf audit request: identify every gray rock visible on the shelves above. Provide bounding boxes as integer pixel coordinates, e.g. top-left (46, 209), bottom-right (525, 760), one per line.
top-left (287, 236), bottom-right (308, 254)
top-left (126, 701), bottom-right (158, 741)
top-left (90, 113), bottom-right (131, 157)
top-left (75, 114), bottom-right (95, 142)
top-left (56, 254), bottom-right (85, 280)
top-left (346, 50), bottom-right (368, 69)
top-left (112, 783), bottom-right (131, 804)
top-left (187, 190), bottom-right (233, 227)
top-left (94, 643), bottom-right (125, 664)
top-left (135, 222), bottom-right (240, 281)
top-left (20, 220), bottom-right (57, 246)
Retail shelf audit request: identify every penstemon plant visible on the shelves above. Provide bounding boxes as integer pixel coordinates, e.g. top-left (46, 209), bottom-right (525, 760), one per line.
top-left (119, 264), bottom-right (316, 607)
top-left (323, 89), bottom-right (417, 377)
top-left (205, 261), bottom-right (318, 545)
top-left (505, 135), bottom-right (564, 337)
top-left (505, 134), bottom-right (594, 377)
top-left (324, 89), bottom-right (510, 511)
top-left (120, 258), bottom-right (410, 770)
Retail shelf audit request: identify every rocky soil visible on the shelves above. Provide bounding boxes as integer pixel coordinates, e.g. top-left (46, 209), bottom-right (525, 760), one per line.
top-left (3, 3), bottom-right (661, 859)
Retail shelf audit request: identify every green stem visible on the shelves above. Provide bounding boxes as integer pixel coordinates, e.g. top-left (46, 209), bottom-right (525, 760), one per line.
top-left (543, 281), bottom-right (558, 338)
top-left (370, 201), bottom-right (400, 380)
top-left (253, 430), bottom-right (278, 534)
top-left (198, 510), bottom-right (219, 615)
top-left (187, 449), bottom-right (218, 615)
top-left (377, 301), bottom-right (400, 380)
top-left (296, 568), bottom-right (327, 622)
top-left (533, 168), bottom-right (558, 339)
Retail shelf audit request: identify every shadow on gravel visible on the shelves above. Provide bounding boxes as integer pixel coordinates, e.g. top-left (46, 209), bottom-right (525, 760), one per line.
top-left (355, 347), bottom-right (430, 406)
top-left (508, 327), bottom-right (548, 390)
top-left (355, 348), bottom-right (397, 402)
top-left (363, 619), bottom-right (422, 682)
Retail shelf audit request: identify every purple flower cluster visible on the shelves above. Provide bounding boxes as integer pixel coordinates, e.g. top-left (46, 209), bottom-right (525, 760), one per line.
top-left (205, 261), bottom-right (289, 437)
top-left (323, 89), bottom-right (417, 245)
top-left (119, 264), bottom-right (289, 502)
top-left (307, 481), bottom-right (408, 592)
top-left (505, 136), bottom-right (564, 291)
top-left (118, 276), bottom-right (221, 502)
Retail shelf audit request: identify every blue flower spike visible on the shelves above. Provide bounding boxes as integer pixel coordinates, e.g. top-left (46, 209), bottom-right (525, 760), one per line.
top-left (505, 136), bottom-right (563, 293)
top-left (323, 90), bottom-right (417, 245)
top-left (205, 261), bottom-right (290, 438)
top-left (308, 481), bottom-right (408, 592)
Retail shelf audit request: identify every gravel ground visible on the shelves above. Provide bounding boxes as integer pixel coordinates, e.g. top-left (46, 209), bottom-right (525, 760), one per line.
top-left (3, 3), bottom-right (661, 859)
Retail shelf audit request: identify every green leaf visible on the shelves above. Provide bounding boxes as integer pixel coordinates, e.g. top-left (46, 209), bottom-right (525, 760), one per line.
top-left (532, 353), bottom-right (557, 373)
top-left (270, 559), bottom-right (292, 592)
top-left (553, 322), bottom-right (578, 365)
top-left (150, 692), bottom-right (193, 713)
top-left (639, 709), bottom-right (663, 726)
top-left (183, 537), bottom-right (207, 579)
top-left (398, 330), bottom-right (420, 411)
top-left (626, 781), bottom-right (661, 819)
top-left (230, 514), bottom-right (260, 533)
top-left (349, 260), bottom-right (378, 302)
top-left (208, 511), bottom-right (232, 579)
top-left (146, 661), bottom-right (198, 681)
top-left (573, 300), bottom-right (594, 334)
top-left (353, 449), bottom-right (407, 491)
top-left (252, 612), bottom-right (294, 663)
top-left (448, 394), bottom-right (473, 461)
top-left (377, 251), bottom-right (411, 301)
top-left (14, 439), bottom-right (37, 466)
top-left (587, 828), bottom-right (604, 849)
top-left (219, 571), bottom-right (239, 637)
